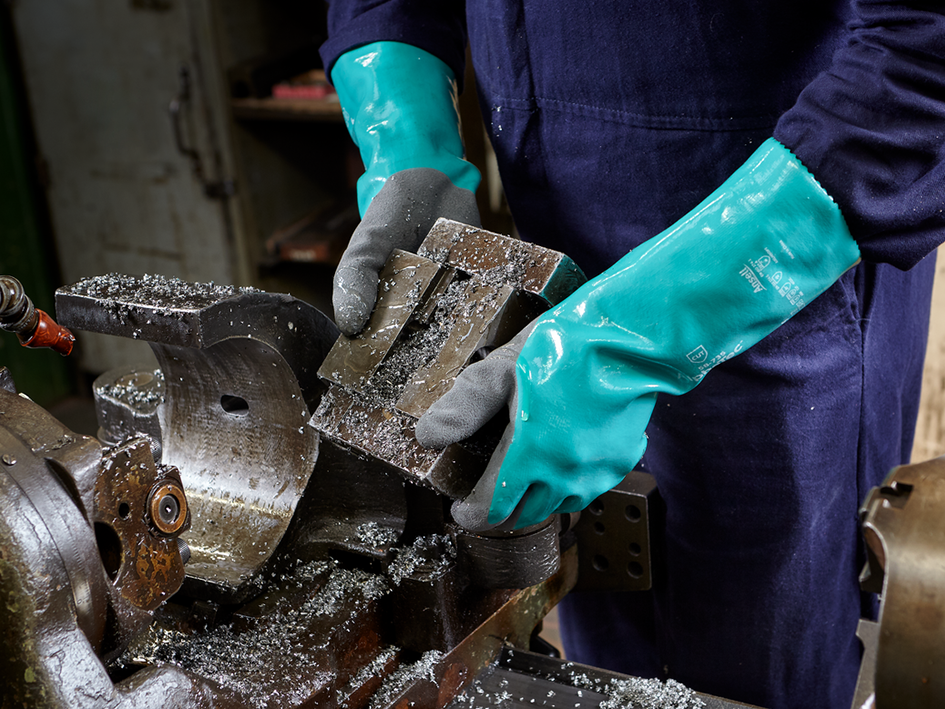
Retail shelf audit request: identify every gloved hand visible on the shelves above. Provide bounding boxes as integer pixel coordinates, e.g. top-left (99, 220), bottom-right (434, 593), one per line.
top-left (331, 41), bottom-right (481, 335)
top-left (415, 324), bottom-right (534, 531)
top-left (416, 139), bottom-right (862, 531)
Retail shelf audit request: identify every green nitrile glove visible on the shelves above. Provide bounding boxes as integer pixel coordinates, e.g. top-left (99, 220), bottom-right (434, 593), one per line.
top-left (331, 41), bottom-right (482, 334)
top-left (332, 41), bottom-right (480, 215)
top-left (416, 139), bottom-right (861, 531)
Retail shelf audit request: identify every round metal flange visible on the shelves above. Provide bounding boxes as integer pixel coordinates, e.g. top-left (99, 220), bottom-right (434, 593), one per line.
top-left (148, 481), bottom-right (188, 535)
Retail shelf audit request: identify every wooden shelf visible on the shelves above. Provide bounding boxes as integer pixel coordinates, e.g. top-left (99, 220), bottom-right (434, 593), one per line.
top-left (231, 96), bottom-right (343, 123)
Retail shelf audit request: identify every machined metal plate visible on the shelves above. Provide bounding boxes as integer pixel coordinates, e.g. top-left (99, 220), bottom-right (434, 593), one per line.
top-left (572, 471), bottom-right (662, 592)
top-left (319, 250), bottom-right (444, 390)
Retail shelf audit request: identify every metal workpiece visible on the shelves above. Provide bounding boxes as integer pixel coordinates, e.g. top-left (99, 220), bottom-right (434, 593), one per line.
top-left (856, 457), bottom-right (945, 708)
top-left (57, 273), bottom-right (341, 597)
top-left (315, 221), bottom-right (586, 501)
top-left (571, 471), bottom-right (663, 592)
top-left (419, 219), bottom-right (586, 306)
top-left (56, 273), bottom-right (339, 409)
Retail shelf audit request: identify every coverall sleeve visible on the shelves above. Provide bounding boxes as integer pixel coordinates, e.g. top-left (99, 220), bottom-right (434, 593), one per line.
top-left (773, 1), bottom-right (945, 270)
top-left (319, 0), bottom-right (467, 84)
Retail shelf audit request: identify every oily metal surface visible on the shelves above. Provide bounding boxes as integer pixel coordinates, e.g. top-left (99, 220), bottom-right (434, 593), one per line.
top-left (859, 457), bottom-right (945, 708)
top-left (365, 544), bottom-right (578, 709)
top-left (117, 532), bottom-right (558, 709)
top-left (93, 437), bottom-right (189, 612)
top-left (94, 365), bottom-right (166, 456)
top-left (0, 387), bottom-right (108, 648)
top-left (56, 274), bottom-right (339, 594)
top-left (154, 337), bottom-right (317, 592)
top-left (0, 392), bottom-right (194, 708)
top-left (454, 520), bottom-right (561, 590)
top-left (0, 455), bottom-right (117, 708)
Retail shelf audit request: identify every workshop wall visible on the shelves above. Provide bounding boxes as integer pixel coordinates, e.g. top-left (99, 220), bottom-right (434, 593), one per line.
top-left (0, 9), bottom-right (72, 405)
top-left (914, 247), bottom-right (945, 462)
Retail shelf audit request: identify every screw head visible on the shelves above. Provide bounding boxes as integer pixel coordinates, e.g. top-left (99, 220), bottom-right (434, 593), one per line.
top-left (148, 481), bottom-right (188, 535)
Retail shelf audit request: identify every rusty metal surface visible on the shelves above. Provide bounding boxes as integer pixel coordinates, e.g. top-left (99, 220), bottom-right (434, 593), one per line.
top-left (858, 457), bottom-right (945, 708)
top-left (572, 471), bottom-right (663, 592)
top-left (94, 438), bottom-right (189, 615)
top-left (56, 274), bottom-right (340, 596)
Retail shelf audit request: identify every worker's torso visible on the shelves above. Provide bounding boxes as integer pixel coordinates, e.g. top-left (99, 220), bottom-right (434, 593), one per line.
top-left (466, 0), bottom-right (852, 275)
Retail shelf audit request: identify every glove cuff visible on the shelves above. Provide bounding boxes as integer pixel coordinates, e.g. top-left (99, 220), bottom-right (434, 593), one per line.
top-left (332, 41), bottom-right (481, 215)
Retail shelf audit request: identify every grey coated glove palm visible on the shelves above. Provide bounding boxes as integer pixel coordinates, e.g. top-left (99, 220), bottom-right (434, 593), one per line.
top-left (333, 168), bottom-right (480, 336)
top-left (415, 323), bottom-right (534, 531)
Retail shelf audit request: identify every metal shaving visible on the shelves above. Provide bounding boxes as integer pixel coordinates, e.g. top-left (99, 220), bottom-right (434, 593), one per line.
top-left (62, 273), bottom-right (258, 324)
top-left (336, 646), bottom-right (400, 703)
top-left (356, 521), bottom-right (401, 548)
top-left (313, 388), bottom-right (441, 468)
top-left (66, 273), bottom-right (258, 307)
top-left (599, 678), bottom-right (705, 709)
top-left (96, 368), bottom-right (165, 410)
top-left (368, 649), bottom-right (445, 709)
top-left (119, 559), bottom-right (389, 708)
top-left (360, 278), bottom-right (470, 407)
top-left (418, 226), bottom-right (537, 293)
top-left (387, 533), bottom-right (457, 586)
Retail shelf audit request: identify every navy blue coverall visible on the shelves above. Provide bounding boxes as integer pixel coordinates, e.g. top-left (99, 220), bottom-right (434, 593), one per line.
top-left (321, 3), bottom-right (945, 707)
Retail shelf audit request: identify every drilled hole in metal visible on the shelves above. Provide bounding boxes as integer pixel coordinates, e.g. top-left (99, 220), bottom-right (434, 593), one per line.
top-left (628, 561), bottom-right (644, 579)
top-left (629, 541), bottom-right (642, 556)
top-left (593, 521), bottom-right (605, 535)
top-left (159, 495), bottom-right (180, 525)
top-left (593, 554), bottom-right (609, 572)
top-left (625, 504), bottom-right (641, 522)
top-left (588, 500), bottom-right (604, 516)
top-left (118, 502), bottom-right (130, 519)
top-left (220, 394), bottom-right (249, 416)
